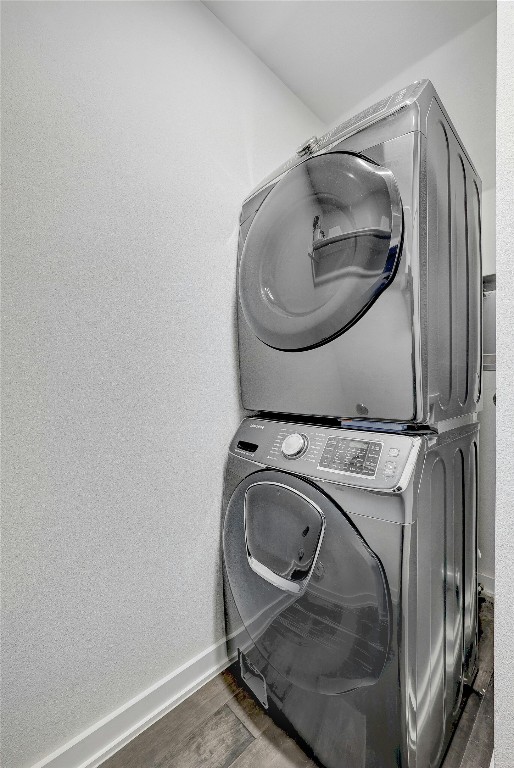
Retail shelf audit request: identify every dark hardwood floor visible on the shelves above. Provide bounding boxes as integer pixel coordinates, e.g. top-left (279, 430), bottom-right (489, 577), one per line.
top-left (441, 596), bottom-right (494, 768)
top-left (101, 597), bottom-right (493, 768)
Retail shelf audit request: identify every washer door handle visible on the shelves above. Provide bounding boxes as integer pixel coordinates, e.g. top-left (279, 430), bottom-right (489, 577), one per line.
top-left (246, 551), bottom-right (306, 594)
top-left (243, 480), bottom-right (326, 595)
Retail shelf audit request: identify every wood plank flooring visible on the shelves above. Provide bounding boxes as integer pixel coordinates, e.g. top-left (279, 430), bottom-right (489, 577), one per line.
top-left (101, 597), bottom-right (493, 768)
top-left (442, 596), bottom-right (494, 768)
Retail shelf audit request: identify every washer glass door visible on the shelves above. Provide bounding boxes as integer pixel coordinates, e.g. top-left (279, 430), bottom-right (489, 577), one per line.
top-left (223, 470), bottom-right (391, 695)
top-left (239, 153), bottom-right (403, 351)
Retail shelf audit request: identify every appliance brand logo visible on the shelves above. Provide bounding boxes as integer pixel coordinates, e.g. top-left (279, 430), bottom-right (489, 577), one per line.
top-left (249, 424), bottom-right (265, 429)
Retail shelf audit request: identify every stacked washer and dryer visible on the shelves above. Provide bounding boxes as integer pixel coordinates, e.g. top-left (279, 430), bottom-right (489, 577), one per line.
top-left (221, 80), bottom-right (482, 768)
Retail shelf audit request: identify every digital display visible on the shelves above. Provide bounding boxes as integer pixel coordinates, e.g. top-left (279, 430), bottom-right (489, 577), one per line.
top-left (318, 437), bottom-right (382, 477)
top-left (237, 440), bottom-right (258, 453)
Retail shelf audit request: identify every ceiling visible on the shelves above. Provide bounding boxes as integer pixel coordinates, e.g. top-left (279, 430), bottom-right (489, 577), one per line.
top-left (204, 1), bottom-right (496, 190)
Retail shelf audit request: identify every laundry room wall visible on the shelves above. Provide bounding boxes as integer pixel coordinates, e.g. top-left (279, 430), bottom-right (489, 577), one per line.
top-left (1, 3), bottom-right (324, 767)
top-left (478, 185), bottom-right (496, 596)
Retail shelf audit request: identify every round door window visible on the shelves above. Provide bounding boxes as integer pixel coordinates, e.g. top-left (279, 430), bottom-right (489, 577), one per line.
top-left (239, 152), bottom-right (403, 351)
top-left (223, 470), bottom-right (391, 695)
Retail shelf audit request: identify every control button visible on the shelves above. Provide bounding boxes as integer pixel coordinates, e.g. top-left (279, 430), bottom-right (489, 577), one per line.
top-left (281, 433), bottom-right (308, 459)
top-left (384, 461), bottom-right (397, 470)
top-left (388, 448), bottom-right (400, 457)
top-left (296, 136), bottom-right (319, 156)
top-left (384, 470), bottom-right (394, 478)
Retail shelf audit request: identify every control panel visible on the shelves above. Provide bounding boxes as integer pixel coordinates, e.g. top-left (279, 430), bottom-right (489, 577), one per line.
top-left (319, 436), bottom-right (382, 477)
top-left (231, 418), bottom-right (421, 493)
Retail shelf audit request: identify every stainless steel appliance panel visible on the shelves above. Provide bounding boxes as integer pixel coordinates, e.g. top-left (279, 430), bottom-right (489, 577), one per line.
top-left (426, 98), bottom-right (482, 424)
top-left (238, 131), bottom-right (420, 422)
top-left (222, 418), bottom-right (479, 768)
top-left (229, 416), bottom-right (421, 498)
top-left (409, 424), bottom-right (479, 767)
top-left (236, 80), bottom-right (482, 426)
top-left (483, 274), bottom-right (496, 370)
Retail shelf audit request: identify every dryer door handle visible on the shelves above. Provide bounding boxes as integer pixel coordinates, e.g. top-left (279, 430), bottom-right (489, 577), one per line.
top-left (309, 226), bottom-right (391, 261)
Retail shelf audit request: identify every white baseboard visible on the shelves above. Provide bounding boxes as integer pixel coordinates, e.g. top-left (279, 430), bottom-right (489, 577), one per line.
top-left (479, 572), bottom-right (495, 597)
top-left (30, 631), bottom-right (242, 768)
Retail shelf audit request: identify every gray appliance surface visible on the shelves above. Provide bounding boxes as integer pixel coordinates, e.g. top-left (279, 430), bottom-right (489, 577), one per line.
top-left (483, 274), bottom-right (496, 371)
top-left (236, 80), bottom-right (482, 425)
top-left (222, 416), bottom-right (479, 768)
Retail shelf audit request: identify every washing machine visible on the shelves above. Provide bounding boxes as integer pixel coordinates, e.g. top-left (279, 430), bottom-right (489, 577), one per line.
top-left (236, 79), bottom-right (482, 425)
top-left (222, 416), bottom-right (479, 768)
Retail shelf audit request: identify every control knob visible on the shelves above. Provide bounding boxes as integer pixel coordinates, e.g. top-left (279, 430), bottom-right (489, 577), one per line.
top-left (281, 433), bottom-right (308, 459)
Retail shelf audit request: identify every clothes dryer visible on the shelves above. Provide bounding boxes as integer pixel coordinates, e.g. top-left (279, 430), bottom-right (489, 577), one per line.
top-left (237, 80), bottom-right (482, 425)
top-left (222, 416), bottom-right (479, 768)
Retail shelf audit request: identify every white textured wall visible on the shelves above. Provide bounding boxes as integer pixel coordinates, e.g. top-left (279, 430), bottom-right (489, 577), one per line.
top-left (0, 3), bottom-right (323, 766)
top-left (478, 186), bottom-right (496, 594)
top-left (482, 187), bottom-right (496, 276)
top-left (319, 10), bottom-right (496, 191)
top-left (207, 2), bottom-right (496, 191)
top-left (496, 3), bottom-right (514, 765)
top-left (478, 370), bottom-right (495, 595)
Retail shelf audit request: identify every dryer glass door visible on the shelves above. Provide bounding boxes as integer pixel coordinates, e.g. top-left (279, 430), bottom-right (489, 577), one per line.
top-left (239, 153), bottom-right (403, 351)
top-left (223, 470), bottom-right (391, 695)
